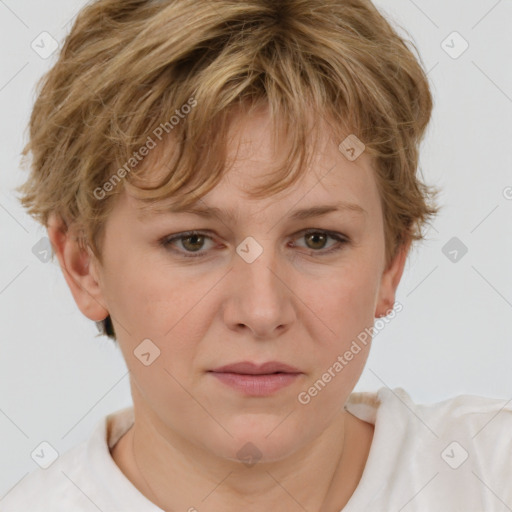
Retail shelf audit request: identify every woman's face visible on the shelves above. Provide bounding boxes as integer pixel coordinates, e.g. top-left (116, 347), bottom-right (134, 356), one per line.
top-left (84, 107), bottom-right (406, 463)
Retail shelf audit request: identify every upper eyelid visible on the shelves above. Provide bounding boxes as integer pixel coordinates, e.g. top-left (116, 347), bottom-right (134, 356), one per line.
top-left (163, 228), bottom-right (347, 241)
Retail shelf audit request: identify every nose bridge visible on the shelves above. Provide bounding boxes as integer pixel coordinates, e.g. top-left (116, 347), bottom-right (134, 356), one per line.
top-left (235, 233), bottom-right (284, 300)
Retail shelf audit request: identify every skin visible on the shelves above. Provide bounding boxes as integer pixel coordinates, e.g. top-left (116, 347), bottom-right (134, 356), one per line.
top-left (48, 105), bottom-right (410, 512)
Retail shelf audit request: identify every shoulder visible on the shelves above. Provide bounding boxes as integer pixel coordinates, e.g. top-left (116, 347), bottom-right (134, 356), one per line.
top-left (344, 387), bottom-right (512, 509)
top-left (347, 386), bottom-right (512, 432)
top-left (347, 387), bottom-right (512, 473)
top-left (0, 440), bottom-right (93, 511)
top-left (1, 406), bottom-right (135, 512)
top-left (387, 387), bottom-right (512, 439)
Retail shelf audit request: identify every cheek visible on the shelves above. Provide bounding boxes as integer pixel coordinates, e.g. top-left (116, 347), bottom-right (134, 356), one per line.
top-left (294, 268), bottom-right (378, 415)
top-left (100, 249), bottom-right (197, 338)
top-left (298, 259), bottom-right (380, 348)
top-left (105, 263), bottom-right (219, 383)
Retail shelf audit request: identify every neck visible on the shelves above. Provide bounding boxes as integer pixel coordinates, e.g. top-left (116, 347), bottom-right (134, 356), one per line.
top-left (111, 409), bottom-right (372, 512)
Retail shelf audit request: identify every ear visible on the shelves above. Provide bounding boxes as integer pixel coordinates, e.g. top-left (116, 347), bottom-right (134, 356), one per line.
top-left (374, 238), bottom-right (411, 318)
top-left (47, 213), bottom-right (109, 322)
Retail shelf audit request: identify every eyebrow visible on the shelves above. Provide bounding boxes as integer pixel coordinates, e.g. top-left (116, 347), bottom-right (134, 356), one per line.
top-left (155, 200), bottom-right (367, 222)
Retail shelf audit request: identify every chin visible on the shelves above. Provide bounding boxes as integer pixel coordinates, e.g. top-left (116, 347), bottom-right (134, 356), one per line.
top-left (212, 422), bottom-right (306, 466)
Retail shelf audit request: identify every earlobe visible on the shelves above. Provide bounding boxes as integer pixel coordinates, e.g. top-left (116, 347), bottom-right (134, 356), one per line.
top-left (47, 213), bottom-right (109, 322)
top-left (374, 239), bottom-right (411, 318)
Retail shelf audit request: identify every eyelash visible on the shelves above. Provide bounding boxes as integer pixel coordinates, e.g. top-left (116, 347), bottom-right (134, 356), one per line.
top-left (159, 229), bottom-right (350, 259)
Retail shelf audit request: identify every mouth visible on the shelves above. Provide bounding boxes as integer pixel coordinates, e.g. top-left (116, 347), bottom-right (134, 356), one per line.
top-left (208, 361), bottom-right (303, 395)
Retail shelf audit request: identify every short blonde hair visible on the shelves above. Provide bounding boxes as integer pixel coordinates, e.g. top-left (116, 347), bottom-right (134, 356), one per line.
top-left (16, 0), bottom-right (440, 340)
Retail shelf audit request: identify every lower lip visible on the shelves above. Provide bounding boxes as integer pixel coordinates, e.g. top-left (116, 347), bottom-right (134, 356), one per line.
top-left (209, 372), bottom-right (301, 396)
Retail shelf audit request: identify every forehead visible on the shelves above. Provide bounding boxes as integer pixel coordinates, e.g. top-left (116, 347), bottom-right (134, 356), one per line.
top-left (127, 107), bottom-right (380, 222)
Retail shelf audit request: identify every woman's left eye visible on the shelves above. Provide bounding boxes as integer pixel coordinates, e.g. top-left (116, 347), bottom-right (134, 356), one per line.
top-left (159, 229), bottom-right (349, 259)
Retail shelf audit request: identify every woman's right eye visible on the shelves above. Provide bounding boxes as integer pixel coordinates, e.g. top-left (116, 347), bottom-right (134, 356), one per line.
top-left (159, 231), bottom-right (216, 258)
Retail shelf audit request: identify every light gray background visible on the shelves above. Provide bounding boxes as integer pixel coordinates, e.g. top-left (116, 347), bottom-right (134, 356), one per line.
top-left (1, 0), bottom-right (511, 498)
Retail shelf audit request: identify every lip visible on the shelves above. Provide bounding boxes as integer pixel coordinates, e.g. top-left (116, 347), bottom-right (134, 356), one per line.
top-left (208, 361), bottom-right (303, 396)
top-left (210, 361), bottom-right (301, 375)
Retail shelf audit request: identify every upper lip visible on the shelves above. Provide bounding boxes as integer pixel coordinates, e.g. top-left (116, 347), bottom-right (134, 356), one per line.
top-left (209, 361), bottom-right (302, 375)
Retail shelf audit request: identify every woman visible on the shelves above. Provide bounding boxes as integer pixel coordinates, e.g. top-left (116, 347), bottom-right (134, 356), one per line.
top-left (4, 0), bottom-right (511, 510)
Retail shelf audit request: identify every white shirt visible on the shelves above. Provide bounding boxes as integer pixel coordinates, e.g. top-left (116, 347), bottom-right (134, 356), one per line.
top-left (2, 387), bottom-right (511, 511)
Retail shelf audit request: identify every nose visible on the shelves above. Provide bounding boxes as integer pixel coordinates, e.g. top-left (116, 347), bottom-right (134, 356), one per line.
top-left (221, 240), bottom-right (296, 340)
